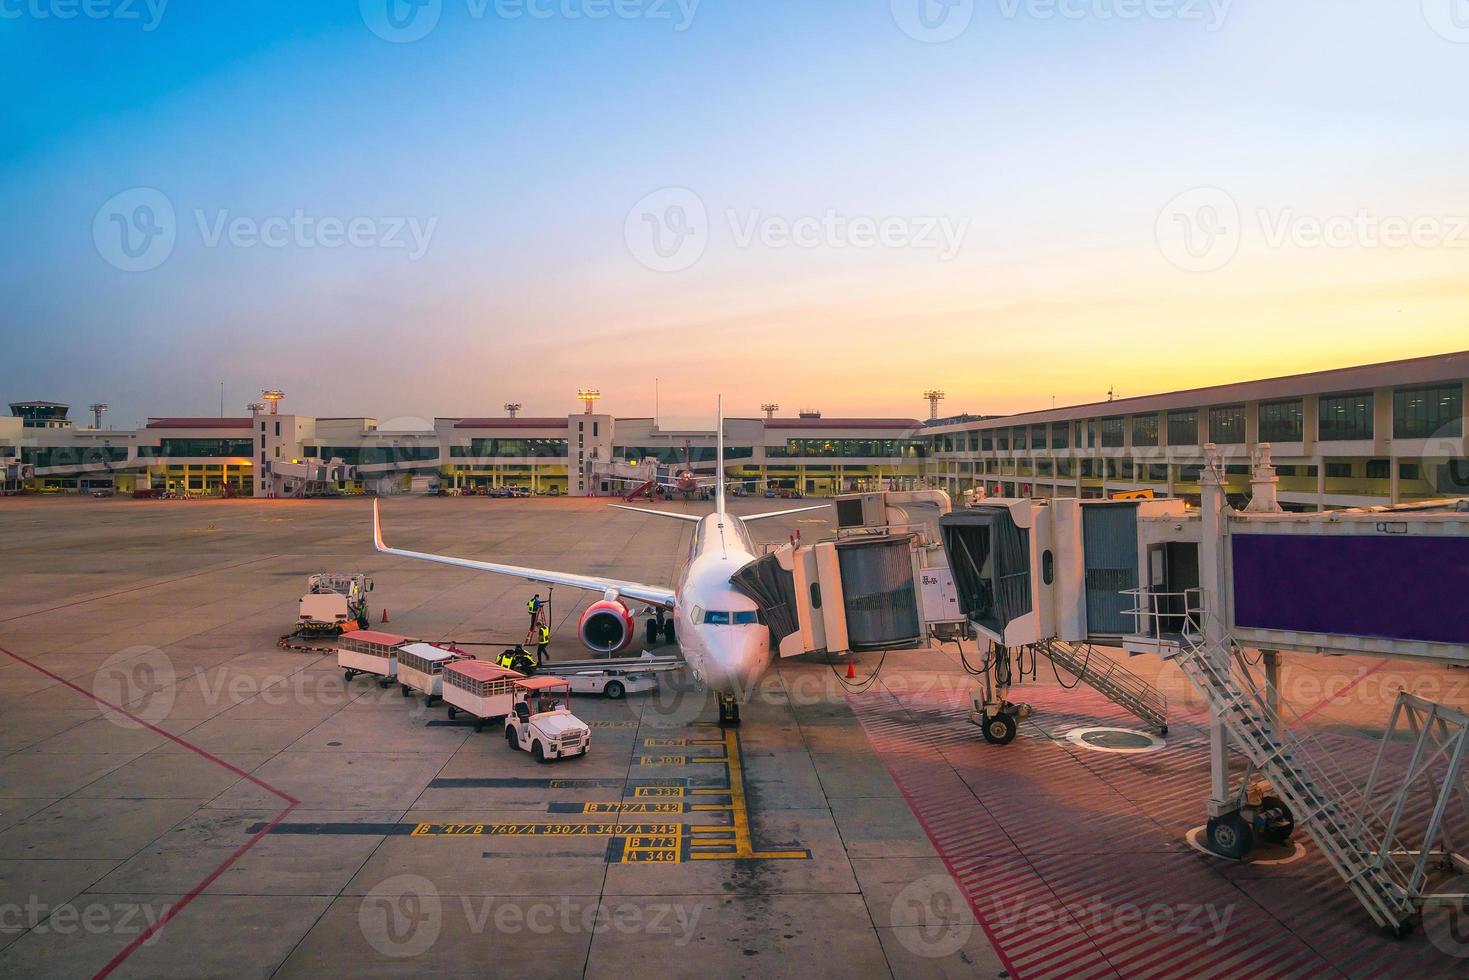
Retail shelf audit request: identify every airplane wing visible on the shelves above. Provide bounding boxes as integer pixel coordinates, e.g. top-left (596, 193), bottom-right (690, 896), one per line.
top-left (372, 501), bottom-right (676, 609)
top-left (741, 503), bottom-right (832, 522)
top-left (607, 504), bottom-right (703, 523)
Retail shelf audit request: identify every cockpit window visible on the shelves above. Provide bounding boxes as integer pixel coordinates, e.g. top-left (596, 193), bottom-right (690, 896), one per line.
top-left (693, 610), bottom-right (759, 626)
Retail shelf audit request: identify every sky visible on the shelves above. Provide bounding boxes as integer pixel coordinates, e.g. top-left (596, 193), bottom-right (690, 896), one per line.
top-left (2, 0), bottom-right (1468, 430)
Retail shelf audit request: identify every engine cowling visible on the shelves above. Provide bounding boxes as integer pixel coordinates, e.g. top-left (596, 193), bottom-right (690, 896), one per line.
top-left (578, 599), bottom-right (634, 653)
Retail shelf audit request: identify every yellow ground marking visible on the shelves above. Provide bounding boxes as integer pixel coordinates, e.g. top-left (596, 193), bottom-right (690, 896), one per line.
top-left (583, 802), bottom-right (684, 814)
top-left (633, 786), bottom-right (685, 798)
top-left (410, 822), bottom-right (679, 837)
top-left (684, 727), bottom-right (809, 861)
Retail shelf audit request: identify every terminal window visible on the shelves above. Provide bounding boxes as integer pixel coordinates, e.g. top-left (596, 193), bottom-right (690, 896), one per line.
top-left (1258, 399), bottom-right (1304, 442)
top-left (1208, 405), bottom-right (1246, 444)
top-left (1393, 384), bottom-right (1462, 439)
top-left (1101, 417), bottom-right (1125, 448)
top-left (1132, 414), bottom-right (1159, 447)
top-left (1168, 410), bottom-right (1198, 447)
top-left (1319, 392), bottom-right (1374, 441)
top-left (1050, 422), bottom-right (1069, 449)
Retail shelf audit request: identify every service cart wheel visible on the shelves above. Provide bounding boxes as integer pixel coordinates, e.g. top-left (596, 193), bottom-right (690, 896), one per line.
top-left (505, 726), bottom-right (518, 749)
top-left (400, 684), bottom-right (411, 697)
top-left (532, 741), bottom-right (547, 764)
top-left (446, 706), bottom-right (457, 720)
top-left (981, 712), bottom-right (1017, 746)
top-left (377, 678), bottom-right (391, 689)
top-left (474, 718), bottom-right (486, 733)
top-left (427, 695), bottom-right (438, 707)
top-left (646, 620), bottom-right (659, 645)
top-left (1206, 812), bottom-right (1254, 860)
top-left (1259, 795), bottom-right (1295, 844)
top-left (344, 669), bottom-right (356, 682)
top-left (605, 681), bottom-right (625, 700)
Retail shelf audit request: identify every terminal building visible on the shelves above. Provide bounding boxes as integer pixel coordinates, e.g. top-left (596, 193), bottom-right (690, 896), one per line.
top-left (4, 350), bottom-right (1466, 508)
top-left (924, 350), bottom-right (1469, 511)
top-left (0, 402), bottom-right (928, 499)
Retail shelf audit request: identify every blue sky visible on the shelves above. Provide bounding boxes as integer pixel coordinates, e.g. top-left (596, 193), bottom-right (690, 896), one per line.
top-left (2, 1), bottom-right (1467, 428)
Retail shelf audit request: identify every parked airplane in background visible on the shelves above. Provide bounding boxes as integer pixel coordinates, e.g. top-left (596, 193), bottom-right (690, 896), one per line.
top-left (371, 398), bottom-right (828, 724)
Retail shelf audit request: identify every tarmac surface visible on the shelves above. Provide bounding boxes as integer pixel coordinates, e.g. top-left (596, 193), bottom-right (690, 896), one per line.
top-left (0, 495), bottom-right (1466, 979)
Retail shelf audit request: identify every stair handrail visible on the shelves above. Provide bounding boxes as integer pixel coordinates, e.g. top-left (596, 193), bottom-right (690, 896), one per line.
top-left (1176, 595), bottom-right (1416, 919)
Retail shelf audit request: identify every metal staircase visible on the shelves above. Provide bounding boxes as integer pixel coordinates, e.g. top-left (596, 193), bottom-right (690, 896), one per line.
top-left (1039, 640), bottom-right (1169, 734)
top-left (1165, 609), bottom-right (1417, 933)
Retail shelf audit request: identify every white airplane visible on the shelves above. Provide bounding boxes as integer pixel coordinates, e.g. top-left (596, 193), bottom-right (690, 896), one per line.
top-left (371, 398), bottom-right (828, 725)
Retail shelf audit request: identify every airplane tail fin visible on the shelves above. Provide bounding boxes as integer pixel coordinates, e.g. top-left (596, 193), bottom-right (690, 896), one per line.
top-left (715, 394), bottom-right (726, 520)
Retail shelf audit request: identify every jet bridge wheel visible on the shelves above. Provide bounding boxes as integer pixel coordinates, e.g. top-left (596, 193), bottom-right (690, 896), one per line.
top-left (1258, 795), bottom-right (1295, 844)
top-left (980, 712), bottom-right (1017, 746)
top-left (1206, 811), bottom-right (1254, 860)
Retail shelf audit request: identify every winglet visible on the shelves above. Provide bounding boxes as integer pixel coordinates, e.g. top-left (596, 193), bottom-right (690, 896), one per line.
top-left (372, 499), bottom-right (387, 552)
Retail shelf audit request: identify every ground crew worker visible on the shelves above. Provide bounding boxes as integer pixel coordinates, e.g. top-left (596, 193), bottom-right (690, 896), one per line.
top-left (537, 624), bottom-right (551, 665)
top-left (527, 594), bottom-right (543, 626)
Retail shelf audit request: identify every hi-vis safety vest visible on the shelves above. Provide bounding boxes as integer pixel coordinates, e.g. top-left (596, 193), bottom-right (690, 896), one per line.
top-left (528, 598), bottom-right (540, 614)
top-left (538, 626), bottom-right (550, 645)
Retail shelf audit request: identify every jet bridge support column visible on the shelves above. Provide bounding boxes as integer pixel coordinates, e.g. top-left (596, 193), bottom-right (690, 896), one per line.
top-left (1199, 444), bottom-right (1233, 813)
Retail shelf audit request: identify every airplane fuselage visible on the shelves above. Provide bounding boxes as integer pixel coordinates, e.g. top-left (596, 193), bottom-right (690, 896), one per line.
top-left (669, 513), bottom-right (770, 701)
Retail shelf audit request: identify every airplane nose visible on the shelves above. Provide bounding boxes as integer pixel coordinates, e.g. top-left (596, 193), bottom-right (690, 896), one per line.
top-left (700, 629), bottom-right (770, 700)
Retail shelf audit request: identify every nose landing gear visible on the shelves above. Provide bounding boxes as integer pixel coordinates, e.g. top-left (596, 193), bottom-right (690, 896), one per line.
top-left (716, 696), bottom-right (740, 728)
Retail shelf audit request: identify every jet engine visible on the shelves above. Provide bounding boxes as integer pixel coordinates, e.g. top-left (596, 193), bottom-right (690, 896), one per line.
top-left (578, 599), bottom-right (635, 653)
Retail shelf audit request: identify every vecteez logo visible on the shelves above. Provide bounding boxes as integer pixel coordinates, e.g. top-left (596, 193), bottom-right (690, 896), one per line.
top-left (1154, 187), bottom-right (1242, 273)
top-left (624, 187), bottom-right (709, 273)
top-left (891, 0), bottom-right (975, 43)
top-left (93, 188), bottom-right (177, 273)
top-left (93, 188), bottom-right (440, 271)
top-left (1422, 0), bottom-right (1469, 43)
top-left (0, 0), bottom-right (169, 31)
top-left (360, 0), bottom-right (443, 43)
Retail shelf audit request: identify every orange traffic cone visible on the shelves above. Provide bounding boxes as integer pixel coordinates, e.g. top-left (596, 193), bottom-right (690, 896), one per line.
top-left (846, 658), bottom-right (856, 680)
top-left (381, 608), bottom-right (390, 624)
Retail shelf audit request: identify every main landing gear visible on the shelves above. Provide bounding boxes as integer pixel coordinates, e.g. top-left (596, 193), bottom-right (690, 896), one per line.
top-left (645, 609), bottom-right (677, 646)
top-left (718, 693), bottom-right (741, 727)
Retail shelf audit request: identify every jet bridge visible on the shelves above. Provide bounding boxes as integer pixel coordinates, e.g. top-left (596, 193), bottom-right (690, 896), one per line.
top-left (730, 490), bottom-right (967, 659)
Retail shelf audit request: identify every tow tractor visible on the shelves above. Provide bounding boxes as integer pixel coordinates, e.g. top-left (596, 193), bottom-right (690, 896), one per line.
top-left (504, 677), bottom-right (590, 762)
top-left (297, 573), bottom-right (373, 634)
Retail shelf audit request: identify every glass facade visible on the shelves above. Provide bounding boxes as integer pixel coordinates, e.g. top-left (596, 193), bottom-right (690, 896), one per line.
top-left (1393, 384), bottom-right (1462, 439)
top-left (1012, 427), bottom-right (1027, 450)
top-left (23, 446), bottom-right (130, 467)
top-left (1167, 409), bottom-right (1198, 447)
top-left (1050, 422), bottom-right (1069, 449)
top-left (1208, 405), bottom-right (1247, 444)
top-left (1258, 399), bottom-right (1303, 442)
top-left (137, 439), bottom-right (254, 458)
top-left (1318, 392), bottom-right (1374, 441)
top-left (764, 439), bottom-right (925, 459)
top-left (1030, 425), bottom-right (1046, 450)
top-left (1100, 417), bottom-right (1125, 448)
top-left (1132, 414), bottom-right (1159, 447)
top-left (316, 444), bottom-right (442, 464)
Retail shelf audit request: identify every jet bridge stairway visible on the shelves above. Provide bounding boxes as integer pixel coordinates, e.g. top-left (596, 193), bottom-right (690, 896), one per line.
top-left (1166, 626), bottom-right (1417, 934)
top-left (1037, 640), bottom-right (1169, 734)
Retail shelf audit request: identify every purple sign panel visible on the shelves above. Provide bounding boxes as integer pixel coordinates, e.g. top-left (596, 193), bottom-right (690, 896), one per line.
top-left (1231, 533), bottom-right (1469, 646)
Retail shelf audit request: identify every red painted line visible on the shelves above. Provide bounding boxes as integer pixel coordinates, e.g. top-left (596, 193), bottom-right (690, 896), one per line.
top-left (0, 554), bottom-right (280, 625)
top-left (0, 643), bottom-right (299, 979)
top-left (1294, 658), bottom-right (1390, 724)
